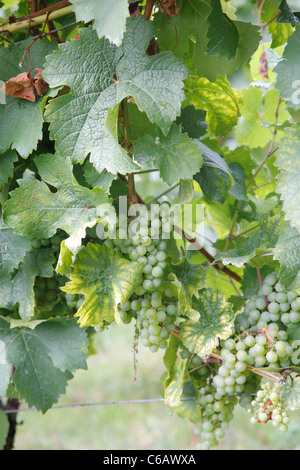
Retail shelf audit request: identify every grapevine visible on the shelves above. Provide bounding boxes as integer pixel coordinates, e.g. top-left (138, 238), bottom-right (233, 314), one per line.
top-left (0, 0), bottom-right (300, 451)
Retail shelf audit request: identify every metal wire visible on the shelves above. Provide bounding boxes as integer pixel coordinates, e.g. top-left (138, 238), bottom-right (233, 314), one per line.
top-left (2, 393), bottom-right (257, 415)
top-left (2, 397), bottom-right (195, 414)
top-left (14, 21), bottom-right (77, 45)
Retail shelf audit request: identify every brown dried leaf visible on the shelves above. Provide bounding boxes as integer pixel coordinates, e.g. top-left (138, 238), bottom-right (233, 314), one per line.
top-left (33, 68), bottom-right (49, 96)
top-left (4, 72), bottom-right (36, 102)
top-left (158, 0), bottom-right (179, 16)
top-left (3, 68), bottom-right (49, 102)
top-left (259, 51), bottom-right (269, 79)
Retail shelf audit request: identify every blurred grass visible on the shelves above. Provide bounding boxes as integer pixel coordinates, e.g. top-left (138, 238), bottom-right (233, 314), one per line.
top-left (13, 323), bottom-right (300, 450)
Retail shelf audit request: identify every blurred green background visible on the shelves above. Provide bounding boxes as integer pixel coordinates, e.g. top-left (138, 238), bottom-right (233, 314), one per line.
top-left (12, 323), bottom-right (300, 450)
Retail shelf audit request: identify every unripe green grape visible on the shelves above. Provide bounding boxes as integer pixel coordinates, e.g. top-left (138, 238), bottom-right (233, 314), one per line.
top-left (152, 266), bottom-right (163, 278)
top-left (249, 309), bottom-right (260, 322)
top-left (235, 360), bottom-right (247, 372)
top-left (244, 335), bottom-right (256, 347)
top-left (260, 284), bottom-right (273, 296)
top-left (236, 350), bottom-right (248, 362)
top-left (264, 273), bottom-right (278, 286)
top-left (143, 279), bottom-right (154, 292)
top-left (166, 304), bottom-right (177, 315)
top-left (45, 290), bottom-right (57, 302)
top-left (266, 350), bottom-right (278, 363)
top-left (268, 302), bottom-right (280, 314)
top-left (224, 338), bottom-right (236, 351)
top-left (291, 297), bottom-right (300, 311)
top-left (255, 297), bottom-right (267, 310)
top-left (289, 311), bottom-right (300, 323)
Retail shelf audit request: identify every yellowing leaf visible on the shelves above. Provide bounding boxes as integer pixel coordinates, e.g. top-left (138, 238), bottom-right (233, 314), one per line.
top-left (62, 243), bottom-right (144, 327)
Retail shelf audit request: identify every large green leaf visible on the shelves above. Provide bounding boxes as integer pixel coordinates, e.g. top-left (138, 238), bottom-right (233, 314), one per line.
top-left (274, 25), bottom-right (300, 108)
top-left (180, 288), bottom-right (235, 357)
top-left (62, 243), bottom-right (144, 327)
top-left (0, 38), bottom-right (58, 158)
top-left (154, 0), bottom-right (260, 81)
top-left (133, 124), bottom-right (204, 185)
top-left (274, 221), bottom-right (300, 291)
top-left (275, 125), bottom-right (300, 233)
top-left (3, 153), bottom-right (110, 249)
top-left (206, 0), bottom-right (239, 59)
top-left (0, 214), bottom-right (31, 278)
top-left (43, 16), bottom-right (189, 175)
top-left (0, 247), bottom-right (55, 320)
top-left (70, 0), bottom-right (130, 46)
top-left (0, 317), bottom-right (89, 412)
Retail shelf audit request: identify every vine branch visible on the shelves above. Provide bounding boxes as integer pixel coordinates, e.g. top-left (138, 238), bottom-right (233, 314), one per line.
top-left (0, 4), bottom-right (73, 35)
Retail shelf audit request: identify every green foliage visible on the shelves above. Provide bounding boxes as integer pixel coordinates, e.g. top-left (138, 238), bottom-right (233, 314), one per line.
top-left (1, 0), bottom-right (300, 451)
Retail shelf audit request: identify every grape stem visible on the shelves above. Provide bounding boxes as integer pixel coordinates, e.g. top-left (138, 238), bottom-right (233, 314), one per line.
top-left (257, 266), bottom-right (269, 307)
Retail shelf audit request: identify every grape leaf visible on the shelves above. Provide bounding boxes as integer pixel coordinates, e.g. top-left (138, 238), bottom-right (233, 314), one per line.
top-left (275, 125), bottom-right (300, 234)
top-left (177, 179), bottom-right (194, 204)
top-left (0, 247), bottom-right (55, 320)
top-left (164, 357), bottom-right (187, 408)
top-left (154, 0), bottom-right (260, 81)
top-left (0, 150), bottom-right (18, 187)
top-left (0, 214), bottom-right (31, 278)
top-left (0, 317), bottom-right (89, 412)
top-left (183, 75), bottom-right (240, 137)
top-left (70, 0), bottom-right (130, 46)
top-left (0, 339), bottom-right (10, 397)
top-left (274, 25), bottom-right (300, 109)
top-left (133, 124), bottom-right (204, 185)
top-left (282, 375), bottom-right (300, 410)
top-left (176, 105), bottom-right (208, 139)
top-left (0, 38), bottom-right (58, 158)
top-left (168, 380), bottom-right (202, 423)
top-left (259, 0), bottom-right (293, 48)
top-left (206, 0), bottom-right (239, 59)
top-left (3, 153), bottom-right (110, 250)
top-left (43, 16), bottom-right (188, 175)
top-left (180, 288), bottom-right (235, 357)
top-left (168, 258), bottom-right (208, 316)
top-left (236, 87), bottom-right (290, 148)
top-left (274, 221), bottom-right (300, 291)
top-left (215, 214), bottom-right (282, 268)
top-left (61, 243), bottom-right (144, 327)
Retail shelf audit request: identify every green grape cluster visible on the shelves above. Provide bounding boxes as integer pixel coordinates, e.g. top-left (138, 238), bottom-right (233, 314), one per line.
top-left (192, 270), bottom-right (299, 449)
top-left (235, 271), bottom-right (300, 369)
top-left (195, 384), bottom-right (238, 450)
top-left (104, 202), bottom-right (182, 352)
top-left (249, 381), bottom-right (290, 432)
